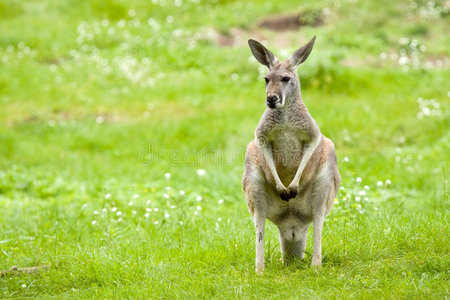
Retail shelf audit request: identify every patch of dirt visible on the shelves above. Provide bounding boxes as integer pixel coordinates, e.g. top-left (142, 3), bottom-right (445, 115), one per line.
top-left (210, 10), bottom-right (324, 49)
top-left (258, 10), bottom-right (323, 32)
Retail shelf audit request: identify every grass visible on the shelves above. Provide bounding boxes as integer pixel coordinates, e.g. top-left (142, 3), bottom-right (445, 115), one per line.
top-left (0, 0), bottom-right (449, 298)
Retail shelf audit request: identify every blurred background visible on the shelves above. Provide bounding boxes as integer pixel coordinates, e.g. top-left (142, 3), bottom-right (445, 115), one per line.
top-left (0, 0), bottom-right (449, 297)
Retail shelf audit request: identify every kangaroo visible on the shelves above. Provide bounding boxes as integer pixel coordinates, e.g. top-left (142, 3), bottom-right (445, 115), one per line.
top-left (242, 37), bottom-right (340, 272)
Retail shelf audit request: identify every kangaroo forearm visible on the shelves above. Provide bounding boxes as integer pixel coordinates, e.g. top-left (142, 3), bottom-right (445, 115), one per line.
top-left (257, 140), bottom-right (284, 187)
top-left (292, 135), bottom-right (321, 185)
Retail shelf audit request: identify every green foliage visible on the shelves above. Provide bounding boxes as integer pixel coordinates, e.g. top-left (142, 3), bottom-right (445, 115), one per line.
top-left (0, 0), bottom-right (449, 298)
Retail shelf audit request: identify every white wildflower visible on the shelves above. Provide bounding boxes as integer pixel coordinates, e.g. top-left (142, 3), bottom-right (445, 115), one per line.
top-left (196, 169), bottom-right (206, 176)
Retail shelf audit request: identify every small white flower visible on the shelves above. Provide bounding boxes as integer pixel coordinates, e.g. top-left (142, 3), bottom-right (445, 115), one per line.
top-left (196, 169), bottom-right (206, 176)
top-left (105, 193), bottom-right (111, 199)
top-left (145, 212), bottom-right (150, 218)
top-left (102, 208), bottom-right (107, 213)
top-left (165, 186), bottom-right (171, 191)
top-left (22, 284), bottom-right (26, 288)
top-left (165, 173), bottom-right (171, 180)
top-left (355, 196), bottom-right (361, 202)
top-left (133, 194), bottom-right (139, 199)
top-left (218, 199), bottom-right (224, 204)
top-left (170, 205), bottom-right (176, 209)
top-left (154, 221), bottom-right (159, 224)
top-left (118, 218), bottom-right (122, 222)
top-left (196, 196), bottom-right (202, 202)
top-left (146, 208), bottom-right (152, 212)
top-left (356, 177), bottom-right (362, 183)
top-left (196, 206), bottom-right (202, 211)
top-left (364, 185), bottom-right (370, 190)
top-left (163, 193), bottom-right (169, 199)
top-left (81, 203), bottom-right (88, 209)
top-left (359, 190), bottom-right (366, 196)
top-left (374, 207), bottom-right (378, 211)
top-left (385, 179), bottom-right (392, 186)
top-left (179, 221), bottom-right (183, 225)
top-left (217, 217), bottom-right (222, 222)
top-left (179, 190), bottom-right (185, 196)
top-left (343, 156), bottom-right (349, 162)
top-left (146, 200), bottom-right (151, 205)
top-left (111, 207), bottom-right (117, 212)
top-left (132, 210), bottom-right (137, 215)
top-left (164, 213), bottom-right (170, 218)
top-left (128, 201), bottom-right (133, 206)
top-left (194, 211), bottom-right (199, 215)
top-left (93, 210), bottom-right (99, 215)
top-left (377, 181), bottom-right (383, 187)
top-left (154, 208), bottom-right (159, 212)
top-left (91, 220), bottom-right (97, 225)
top-left (116, 211), bottom-right (122, 216)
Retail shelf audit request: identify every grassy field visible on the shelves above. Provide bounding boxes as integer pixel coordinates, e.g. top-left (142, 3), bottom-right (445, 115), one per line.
top-left (0, 0), bottom-right (449, 298)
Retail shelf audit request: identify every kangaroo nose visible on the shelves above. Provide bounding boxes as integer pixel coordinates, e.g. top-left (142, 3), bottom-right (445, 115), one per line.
top-left (266, 95), bottom-right (279, 108)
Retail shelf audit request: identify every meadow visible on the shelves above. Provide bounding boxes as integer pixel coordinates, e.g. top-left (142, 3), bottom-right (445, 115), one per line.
top-left (0, 0), bottom-right (449, 298)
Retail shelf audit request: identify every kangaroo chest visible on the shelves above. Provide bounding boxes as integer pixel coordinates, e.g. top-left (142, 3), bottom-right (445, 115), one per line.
top-left (268, 125), bottom-right (305, 185)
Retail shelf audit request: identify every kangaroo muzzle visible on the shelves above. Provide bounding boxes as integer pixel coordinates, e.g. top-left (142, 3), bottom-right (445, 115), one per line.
top-left (266, 94), bottom-right (280, 109)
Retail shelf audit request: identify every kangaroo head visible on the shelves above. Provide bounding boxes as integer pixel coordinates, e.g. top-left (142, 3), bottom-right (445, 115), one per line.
top-left (248, 36), bottom-right (316, 109)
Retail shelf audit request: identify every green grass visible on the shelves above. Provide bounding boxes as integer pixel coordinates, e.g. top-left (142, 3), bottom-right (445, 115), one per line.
top-left (0, 0), bottom-right (449, 298)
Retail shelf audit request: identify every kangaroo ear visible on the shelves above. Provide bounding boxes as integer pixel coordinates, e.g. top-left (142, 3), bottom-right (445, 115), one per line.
top-left (288, 36), bottom-right (316, 68)
top-left (248, 39), bottom-right (278, 69)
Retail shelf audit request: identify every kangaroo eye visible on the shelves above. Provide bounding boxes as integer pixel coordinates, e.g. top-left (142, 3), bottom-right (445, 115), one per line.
top-left (264, 77), bottom-right (269, 84)
top-left (281, 77), bottom-right (291, 82)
